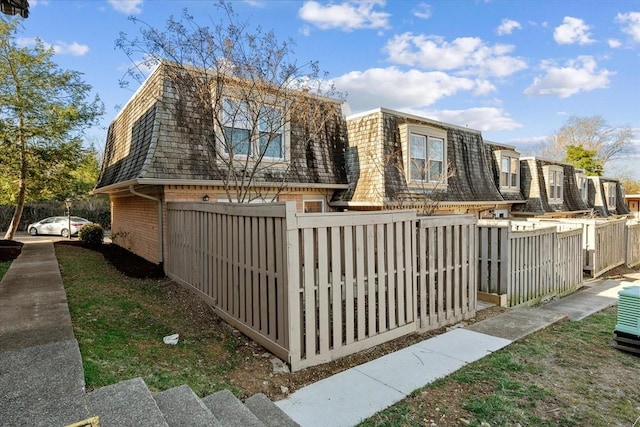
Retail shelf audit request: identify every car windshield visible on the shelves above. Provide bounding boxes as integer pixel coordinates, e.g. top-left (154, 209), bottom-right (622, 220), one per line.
top-left (70, 217), bottom-right (88, 222)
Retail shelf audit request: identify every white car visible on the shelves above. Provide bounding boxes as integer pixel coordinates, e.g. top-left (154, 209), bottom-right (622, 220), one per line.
top-left (27, 216), bottom-right (91, 238)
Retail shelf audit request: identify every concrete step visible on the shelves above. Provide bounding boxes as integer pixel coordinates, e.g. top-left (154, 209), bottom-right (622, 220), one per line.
top-left (0, 339), bottom-right (88, 426)
top-left (86, 377), bottom-right (168, 426)
top-left (245, 393), bottom-right (300, 427)
top-left (154, 384), bottom-right (221, 426)
top-left (201, 389), bottom-right (264, 427)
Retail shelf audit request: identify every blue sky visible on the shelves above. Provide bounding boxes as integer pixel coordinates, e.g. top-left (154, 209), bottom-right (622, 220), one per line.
top-left (14, 0), bottom-right (640, 179)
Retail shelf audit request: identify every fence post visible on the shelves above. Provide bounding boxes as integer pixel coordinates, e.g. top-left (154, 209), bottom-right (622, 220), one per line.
top-left (283, 201), bottom-right (301, 370)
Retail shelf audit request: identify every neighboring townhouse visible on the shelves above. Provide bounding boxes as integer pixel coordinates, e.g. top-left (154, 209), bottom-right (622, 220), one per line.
top-left (511, 156), bottom-right (592, 217)
top-left (332, 108), bottom-right (522, 216)
top-left (588, 176), bottom-right (630, 217)
top-left (625, 194), bottom-right (640, 216)
top-left (93, 62), bottom-right (349, 265)
top-left (484, 141), bottom-right (526, 217)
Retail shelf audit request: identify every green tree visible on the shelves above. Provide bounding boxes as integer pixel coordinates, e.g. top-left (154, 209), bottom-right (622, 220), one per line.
top-left (542, 116), bottom-right (633, 170)
top-left (0, 18), bottom-right (103, 239)
top-left (565, 145), bottom-right (603, 176)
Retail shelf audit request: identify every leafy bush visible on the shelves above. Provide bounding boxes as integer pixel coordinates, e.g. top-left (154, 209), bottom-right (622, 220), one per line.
top-left (78, 223), bottom-right (104, 247)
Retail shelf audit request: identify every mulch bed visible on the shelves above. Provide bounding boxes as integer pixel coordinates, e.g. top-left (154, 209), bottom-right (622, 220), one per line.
top-left (0, 238), bottom-right (164, 279)
top-left (0, 240), bottom-right (23, 262)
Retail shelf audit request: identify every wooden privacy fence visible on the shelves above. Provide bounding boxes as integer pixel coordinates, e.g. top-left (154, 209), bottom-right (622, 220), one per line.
top-left (166, 202), bottom-right (477, 371)
top-left (626, 220), bottom-right (640, 268)
top-left (477, 220), bottom-right (583, 307)
top-left (527, 218), bottom-right (628, 277)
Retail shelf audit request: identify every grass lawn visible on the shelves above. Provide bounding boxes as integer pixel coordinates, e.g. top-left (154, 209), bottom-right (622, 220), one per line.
top-left (56, 243), bottom-right (252, 397)
top-left (359, 307), bottom-right (640, 426)
top-left (0, 260), bottom-right (11, 281)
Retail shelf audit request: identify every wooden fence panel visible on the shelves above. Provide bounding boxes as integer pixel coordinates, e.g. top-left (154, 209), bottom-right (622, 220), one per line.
top-left (626, 221), bottom-right (640, 268)
top-left (290, 210), bottom-right (418, 370)
top-left (477, 220), bottom-right (582, 307)
top-left (416, 215), bottom-right (477, 329)
top-left (167, 202), bottom-right (291, 362)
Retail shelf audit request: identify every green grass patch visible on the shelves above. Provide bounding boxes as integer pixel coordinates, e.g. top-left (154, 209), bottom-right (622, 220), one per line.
top-left (56, 244), bottom-right (246, 397)
top-left (0, 261), bottom-right (11, 281)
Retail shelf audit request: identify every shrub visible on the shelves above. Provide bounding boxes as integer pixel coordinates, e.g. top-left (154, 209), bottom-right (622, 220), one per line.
top-left (78, 223), bottom-right (104, 247)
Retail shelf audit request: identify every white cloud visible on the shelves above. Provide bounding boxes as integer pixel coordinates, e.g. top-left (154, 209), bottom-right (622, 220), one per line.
top-left (16, 37), bottom-right (89, 56)
top-left (412, 2), bottom-right (431, 20)
top-left (334, 67), bottom-right (479, 112)
top-left (523, 56), bottom-right (613, 98)
top-left (29, 0), bottom-right (49, 7)
top-left (496, 19), bottom-right (522, 36)
top-left (384, 33), bottom-right (527, 77)
top-left (616, 12), bottom-right (640, 43)
top-left (554, 16), bottom-right (595, 45)
top-left (108, 0), bottom-right (143, 15)
top-left (607, 38), bottom-right (622, 48)
top-left (53, 41), bottom-right (90, 56)
top-left (415, 107), bottom-right (522, 132)
top-left (298, 0), bottom-right (390, 31)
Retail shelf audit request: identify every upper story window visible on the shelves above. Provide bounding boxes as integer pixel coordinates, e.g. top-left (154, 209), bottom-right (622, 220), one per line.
top-left (575, 172), bottom-right (588, 202)
top-left (604, 182), bottom-right (616, 208)
top-left (495, 150), bottom-right (519, 191)
top-left (221, 98), bottom-right (285, 160)
top-left (303, 198), bottom-right (325, 213)
top-left (544, 166), bottom-right (563, 203)
top-left (400, 124), bottom-right (447, 186)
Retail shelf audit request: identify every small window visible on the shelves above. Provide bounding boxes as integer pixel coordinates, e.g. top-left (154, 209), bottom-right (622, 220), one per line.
top-left (605, 183), bottom-right (616, 208)
top-left (544, 166), bottom-right (563, 203)
top-left (575, 172), bottom-right (588, 202)
top-left (496, 150), bottom-right (519, 190)
top-left (303, 199), bottom-right (324, 213)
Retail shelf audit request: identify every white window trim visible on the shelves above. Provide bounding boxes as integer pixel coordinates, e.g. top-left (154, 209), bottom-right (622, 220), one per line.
top-left (575, 172), bottom-right (588, 202)
top-left (302, 197), bottom-right (325, 213)
top-left (543, 165), bottom-right (564, 204)
top-left (218, 97), bottom-right (290, 163)
top-left (495, 150), bottom-right (520, 191)
top-left (400, 123), bottom-right (448, 189)
top-left (604, 182), bottom-right (616, 208)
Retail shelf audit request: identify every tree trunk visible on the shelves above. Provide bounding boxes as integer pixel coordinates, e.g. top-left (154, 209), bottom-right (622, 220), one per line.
top-left (3, 126), bottom-right (28, 240)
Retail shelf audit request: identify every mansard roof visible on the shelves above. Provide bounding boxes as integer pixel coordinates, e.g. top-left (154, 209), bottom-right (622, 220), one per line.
top-left (95, 63), bottom-right (348, 192)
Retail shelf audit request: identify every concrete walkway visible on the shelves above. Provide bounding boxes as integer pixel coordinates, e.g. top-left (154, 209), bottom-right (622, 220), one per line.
top-left (276, 274), bottom-right (640, 427)
top-left (0, 240), bottom-right (88, 426)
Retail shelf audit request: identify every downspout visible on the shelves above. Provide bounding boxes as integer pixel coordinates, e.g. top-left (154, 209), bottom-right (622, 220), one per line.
top-left (129, 185), bottom-right (164, 265)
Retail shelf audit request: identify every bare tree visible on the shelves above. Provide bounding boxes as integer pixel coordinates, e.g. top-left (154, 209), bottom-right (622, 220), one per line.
top-left (116, 3), bottom-right (343, 203)
top-left (541, 115), bottom-right (633, 168)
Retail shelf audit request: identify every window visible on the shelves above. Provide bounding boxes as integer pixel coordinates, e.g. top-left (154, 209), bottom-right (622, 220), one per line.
top-left (303, 199), bottom-right (324, 213)
top-left (575, 172), bottom-right (588, 202)
top-left (221, 98), bottom-right (284, 160)
top-left (496, 151), bottom-right (520, 190)
top-left (604, 183), bottom-right (616, 208)
top-left (410, 133), bottom-right (445, 182)
top-left (544, 166), bottom-right (563, 203)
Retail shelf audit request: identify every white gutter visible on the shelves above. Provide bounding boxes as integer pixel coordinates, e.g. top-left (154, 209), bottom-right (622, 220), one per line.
top-left (129, 185), bottom-right (164, 264)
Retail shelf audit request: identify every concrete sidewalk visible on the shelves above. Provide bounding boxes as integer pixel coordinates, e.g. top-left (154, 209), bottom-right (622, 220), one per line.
top-left (276, 274), bottom-right (640, 427)
top-left (0, 240), bottom-right (89, 426)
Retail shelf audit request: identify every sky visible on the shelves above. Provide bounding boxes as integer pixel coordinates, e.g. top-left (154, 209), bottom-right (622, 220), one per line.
top-left (11, 0), bottom-right (640, 179)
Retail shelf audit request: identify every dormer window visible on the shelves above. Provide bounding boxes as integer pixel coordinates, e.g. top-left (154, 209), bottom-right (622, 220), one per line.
top-left (604, 182), bottom-right (616, 208)
top-left (495, 150), bottom-right (519, 191)
top-left (575, 171), bottom-right (588, 202)
top-left (400, 124), bottom-right (448, 187)
top-left (221, 98), bottom-right (286, 161)
top-left (544, 165), bottom-right (563, 203)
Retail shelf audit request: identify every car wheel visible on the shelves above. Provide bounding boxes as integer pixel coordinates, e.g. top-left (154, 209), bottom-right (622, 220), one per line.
top-left (29, 227), bottom-right (38, 236)
top-left (61, 228), bottom-right (70, 238)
